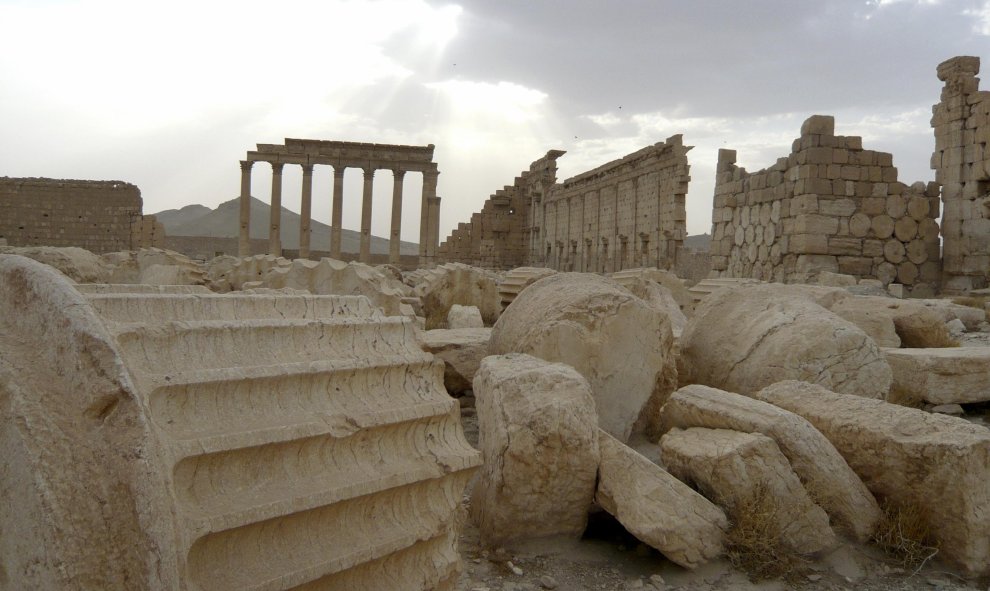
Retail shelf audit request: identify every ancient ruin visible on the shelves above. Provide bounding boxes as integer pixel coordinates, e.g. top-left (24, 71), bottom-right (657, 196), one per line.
top-left (2, 54), bottom-right (990, 591)
top-left (439, 135), bottom-right (691, 272)
top-left (932, 56), bottom-right (990, 292)
top-left (0, 177), bottom-right (165, 252)
top-left (710, 116), bottom-right (943, 295)
top-left (240, 139), bottom-right (440, 266)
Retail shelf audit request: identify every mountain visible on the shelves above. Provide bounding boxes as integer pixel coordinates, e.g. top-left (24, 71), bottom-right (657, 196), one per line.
top-left (152, 197), bottom-right (418, 255)
top-left (683, 233), bottom-right (710, 252)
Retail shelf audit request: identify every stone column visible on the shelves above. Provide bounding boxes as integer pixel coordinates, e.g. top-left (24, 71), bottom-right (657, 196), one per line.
top-left (428, 195), bottom-right (442, 262)
top-left (390, 170), bottom-right (406, 265)
top-left (330, 167), bottom-right (345, 259)
top-left (420, 169), bottom-right (439, 266)
top-left (299, 163), bottom-right (314, 259)
top-left (269, 162), bottom-right (284, 256)
top-left (360, 167), bottom-right (375, 263)
top-left (238, 160), bottom-right (254, 257)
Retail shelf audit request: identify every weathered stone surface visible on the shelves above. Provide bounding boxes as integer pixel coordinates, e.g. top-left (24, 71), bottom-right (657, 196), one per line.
top-left (447, 304), bottom-right (484, 329)
top-left (661, 427), bottom-right (837, 555)
top-left (826, 296), bottom-right (903, 348)
top-left (611, 267), bottom-right (693, 315)
top-left (414, 263), bottom-right (501, 328)
top-left (471, 354), bottom-right (600, 544)
top-left (679, 284), bottom-right (891, 398)
top-left (658, 385), bottom-right (880, 541)
top-left (418, 328), bottom-right (491, 395)
top-left (490, 273), bottom-right (676, 442)
top-left (915, 299), bottom-right (987, 331)
top-left (614, 275), bottom-right (688, 335)
top-left (596, 429), bottom-right (727, 569)
top-left (757, 380), bottom-right (990, 577)
top-left (0, 245), bottom-right (112, 283)
top-left (498, 267), bottom-right (558, 310)
top-left (884, 347), bottom-right (990, 405)
top-left (263, 258), bottom-right (412, 316)
top-left (0, 253), bottom-right (480, 590)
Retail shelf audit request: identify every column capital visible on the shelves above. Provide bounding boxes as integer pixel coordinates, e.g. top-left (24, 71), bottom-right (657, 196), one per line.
top-left (271, 162), bottom-right (284, 174)
top-left (240, 160), bottom-right (254, 171)
top-left (393, 169), bottom-right (407, 180)
top-left (363, 167), bottom-right (376, 179)
top-left (301, 163), bottom-right (314, 175)
top-left (333, 166), bottom-right (346, 178)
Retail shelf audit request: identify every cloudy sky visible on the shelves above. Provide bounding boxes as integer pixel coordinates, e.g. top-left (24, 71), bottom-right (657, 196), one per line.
top-left (1, 0), bottom-right (988, 241)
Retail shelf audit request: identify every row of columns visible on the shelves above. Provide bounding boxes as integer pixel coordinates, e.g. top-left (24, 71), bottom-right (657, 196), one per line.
top-left (238, 160), bottom-right (440, 265)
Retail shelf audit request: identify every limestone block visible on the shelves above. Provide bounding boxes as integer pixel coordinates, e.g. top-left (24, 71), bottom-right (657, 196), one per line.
top-left (892, 306), bottom-right (958, 347)
top-left (658, 385), bottom-right (880, 541)
top-left (801, 115), bottom-right (835, 136)
top-left (679, 284), bottom-right (891, 398)
top-left (871, 215), bottom-right (895, 239)
top-left (0, 245), bottom-right (111, 282)
top-left (415, 263), bottom-right (501, 328)
top-left (794, 213), bottom-right (840, 235)
top-left (886, 194), bottom-right (907, 218)
top-left (611, 267), bottom-right (693, 315)
top-left (139, 264), bottom-right (204, 286)
top-left (916, 299), bottom-right (987, 330)
top-left (264, 258), bottom-right (409, 316)
top-left (446, 304), bottom-right (483, 329)
top-left (849, 213), bottom-right (872, 237)
top-left (661, 427), bottom-right (837, 555)
top-left (2, 254), bottom-right (484, 590)
top-left (418, 328), bottom-right (491, 395)
top-left (896, 261), bottom-right (919, 284)
top-left (893, 217), bottom-right (918, 242)
top-left (883, 239), bottom-right (906, 264)
top-left (827, 296), bottom-right (902, 347)
top-left (756, 380), bottom-right (990, 577)
top-left (471, 354), bottom-right (600, 545)
top-left (596, 429), bottom-right (727, 568)
top-left (794, 254), bottom-right (839, 275)
top-left (884, 347), bottom-right (990, 404)
top-left (490, 273), bottom-right (676, 442)
top-left (616, 275), bottom-right (688, 335)
top-left (817, 271), bottom-right (857, 287)
top-left (907, 195), bottom-right (930, 220)
top-left (498, 267), bottom-right (557, 310)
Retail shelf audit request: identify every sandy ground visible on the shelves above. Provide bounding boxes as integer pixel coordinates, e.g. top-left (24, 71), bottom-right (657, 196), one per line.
top-left (453, 381), bottom-right (990, 591)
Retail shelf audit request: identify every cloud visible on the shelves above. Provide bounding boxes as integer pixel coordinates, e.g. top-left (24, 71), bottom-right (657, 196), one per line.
top-left (964, 0), bottom-right (990, 34)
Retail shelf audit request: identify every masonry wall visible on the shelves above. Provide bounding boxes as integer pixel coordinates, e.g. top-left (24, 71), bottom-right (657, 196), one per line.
top-left (710, 116), bottom-right (942, 296)
top-left (543, 135), bottom-right (691, 273)
top-left (438, 151), bottom-right (562, 270)
top-left (932, 55), bottom-right (990, 292)
top-left (0, 177), bottom-right (164, 253)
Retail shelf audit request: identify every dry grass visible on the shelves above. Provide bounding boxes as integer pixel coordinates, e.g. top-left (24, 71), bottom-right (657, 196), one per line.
top-left (724, 481), bottom-right (810, 582)
top-left (871, 499), bottom-right (939, 570)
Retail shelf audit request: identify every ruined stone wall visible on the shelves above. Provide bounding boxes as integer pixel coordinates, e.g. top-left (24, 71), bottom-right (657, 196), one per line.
top-left (0, 177), bottom-right (164, 253)
top-left (932, 56), bottom-right (990, 292)
top-left (711, 116), bottom-right (941, 296)
top-left (438, 151), bottom-right (562, 270)
top-left (543, 135), bottom-right (691, 273)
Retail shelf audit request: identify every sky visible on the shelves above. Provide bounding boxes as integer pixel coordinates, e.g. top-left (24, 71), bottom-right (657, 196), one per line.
top-left (1, 0), bottom-right (988, 242)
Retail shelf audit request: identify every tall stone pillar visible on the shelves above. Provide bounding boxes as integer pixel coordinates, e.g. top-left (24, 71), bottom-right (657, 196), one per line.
top-left (390, 170), bottom-right (406, 265)
top-left (428, 195), bottom-right (441, 262)
top-left (269, 162), bottom-right (284, 256)
top-left (299, 163), bottom-right (314, 259)
top-left (360, 167), bottom-right (375, 263)
top-left (420, 169), bottom-right (439, 266)
top-left (330, 167), bottom-right (345, 259)
top-left (932, 55), bottom-right (989, 292)
top-left (238, 160), bottom-right (254, 257)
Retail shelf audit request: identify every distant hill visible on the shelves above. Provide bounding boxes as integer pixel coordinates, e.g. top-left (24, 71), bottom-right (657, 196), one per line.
top-left (683, 233), bottom-right (710, 252)
top-left (152, 197), bottom-right (418, 255)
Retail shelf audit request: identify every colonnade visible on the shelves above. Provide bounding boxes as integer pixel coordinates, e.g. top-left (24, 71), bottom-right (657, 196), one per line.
top-left (238, 159), bottom-right (441, 265)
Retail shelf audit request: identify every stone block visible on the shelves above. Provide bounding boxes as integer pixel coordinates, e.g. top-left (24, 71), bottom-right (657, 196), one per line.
top-left (893, 217), bottom-right (918, 242)
top-left (418, 328), bottom-right (491, 395)
top-left (819, 198), bottom-right (857, 217)
top-left (661, 427), bottom-right (837, 555)
top-left (871, 215), bottom-right (894, 239)
top-left (471, 354), bottom-right (600, 544)
top-left (837, 256), bottom-right (874, 277)
top-left (795, 254), bottom-right (839, 275)
top-left (801, 115), bottom-right (835, 137)
top-left (790, 233), bottom-right (829, 254)
top-left (658, 385), bottom-right (880, 541)
top-left (596, 429), bottom-right (727, 569)
top-left (828, 237), bottom-right (863, 256)
top-left (885, 347), bottom-right (990, 405)
top-left (757, 380), bottom-right (990, 577)
top-left (447, 304), bottom-right (484, 329)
